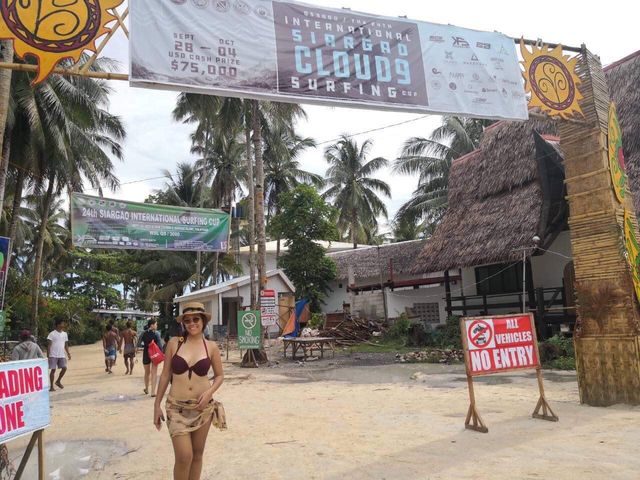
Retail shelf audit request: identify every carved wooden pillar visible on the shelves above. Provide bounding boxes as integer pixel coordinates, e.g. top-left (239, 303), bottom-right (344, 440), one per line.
top-left (560, 49), bottom-right (640, 405)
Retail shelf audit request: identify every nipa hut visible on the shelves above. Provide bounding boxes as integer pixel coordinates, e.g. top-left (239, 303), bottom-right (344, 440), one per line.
top-left (410, 49), bottom-right (640, 338)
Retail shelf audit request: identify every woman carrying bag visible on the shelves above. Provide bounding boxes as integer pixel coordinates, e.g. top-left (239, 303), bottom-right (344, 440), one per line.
top-left (154, 302), bottom-right (225, 480)
top-left (138, 319), bottom-right (164, 396)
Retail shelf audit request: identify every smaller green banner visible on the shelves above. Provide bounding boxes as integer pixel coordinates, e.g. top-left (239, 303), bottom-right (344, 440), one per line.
top-left (0, 311), bottom-right (5, 333)
top-left (237, 310), bottom-right (261, 349)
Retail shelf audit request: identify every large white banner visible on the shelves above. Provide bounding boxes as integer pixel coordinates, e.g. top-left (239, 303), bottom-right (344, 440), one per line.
top-left (130, 0), bottom-right (528, 120)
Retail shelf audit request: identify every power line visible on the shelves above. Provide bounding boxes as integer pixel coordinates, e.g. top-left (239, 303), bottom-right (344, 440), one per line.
top-left (85, 114), bottom-right (432, 191)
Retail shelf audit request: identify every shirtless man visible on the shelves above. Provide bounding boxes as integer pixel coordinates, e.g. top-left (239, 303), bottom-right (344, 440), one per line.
top-left (121, 321), bottom-right (138, 375)
top-left (102, 324), bottom-right (119, 374)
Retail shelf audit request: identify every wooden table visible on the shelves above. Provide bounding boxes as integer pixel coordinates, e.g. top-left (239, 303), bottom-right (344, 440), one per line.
top-left (282, 337), bottom-right (336, 360)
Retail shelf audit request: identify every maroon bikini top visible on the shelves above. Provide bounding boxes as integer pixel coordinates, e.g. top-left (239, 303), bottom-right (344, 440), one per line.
top-left (171, 338), bottom-right (211, 379)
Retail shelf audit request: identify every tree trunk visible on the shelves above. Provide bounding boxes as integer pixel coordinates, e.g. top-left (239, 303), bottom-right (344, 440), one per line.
top-left (245, 117), bottom-right (257, 310)
top-left (7, 166), bottom-right (25, 260)
top-left (0, 40), bottom-right (13, 216)
top-left (252, 100), bottom-right (267, 292)
top-left (0, 130), bottom-right (11, 223)
top-left (352, 215), bottom-right (358, 249)
top-left (31, 172), bottom-right (56, 338)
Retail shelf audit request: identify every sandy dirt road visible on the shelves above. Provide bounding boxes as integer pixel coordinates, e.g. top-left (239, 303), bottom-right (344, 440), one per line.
top-left (8, 342), bottom-right (640, 479)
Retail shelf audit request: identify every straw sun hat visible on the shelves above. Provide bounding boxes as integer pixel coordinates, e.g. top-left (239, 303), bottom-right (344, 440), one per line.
top-left (177, 302), bottom-right (212, 323)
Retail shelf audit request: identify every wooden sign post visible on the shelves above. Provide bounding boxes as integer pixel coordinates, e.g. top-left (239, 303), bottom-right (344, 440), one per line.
top-left (460, 313), bottom-right (558, 433)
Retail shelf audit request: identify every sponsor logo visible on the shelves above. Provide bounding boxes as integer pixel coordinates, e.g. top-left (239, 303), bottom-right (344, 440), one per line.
top-left (473, 97), bottom-right (489, 104)
top-left (482, 87), bottom-right (498, 93)
top-left (502, 88), bottom-right (508, 97)
top-left (234, 0), bottom-right (250, 14)
top-left (491, 57), bottom-right (505, 63)
top-left (452, 36), bottom-right (470, 48)
top-left (502, 79), bottom-right (519, 86)
top-left (476, 42), bottom-right (491, 49)
top-left (171, 0), bottom-right (188, 4)
top-left (432, 67), bottom-right (442, 75)
top-left (445, 51), bottom-right (454, 60)
top-left (430, 79), bottom-right (442, 90)
top-left (429, 35), bottom-right (445, 43)
top-left (215, 0), bottom-right (230, 12)
top-left (499, 45), bottom-right (510, 56)
top-left (254, 5), bottom-right (270, 17)
top-left (471, 53), bottom-right (479, 62)
top-left (449, 72), bottom-right (464, 79)
top-left (472, 73), bottom-right (480, 81)
top-left (512, 91), bottom-right (525, 99)
top-left (191, 0), bottom-right (209, 7)
top-left (448, 82), bottom-right (457, 90)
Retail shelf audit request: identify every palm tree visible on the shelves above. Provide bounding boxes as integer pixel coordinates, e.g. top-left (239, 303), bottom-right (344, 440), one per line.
top-left (0, 40), bottom-right (15, 215)
top-left (19, 66), bottom-right (125, 336)
top-left (393, 116), bottom-right (490, 227)
top-left (392, 216), bottom-right (425, 242)
top-left (160, 162), bottom-right (207, 208)
top-left (263, 123), bottom-right (320, 219)
top-left (323, 135), bottom-right (391, 249)
top-left (262, 122), bottom-right (320, 257)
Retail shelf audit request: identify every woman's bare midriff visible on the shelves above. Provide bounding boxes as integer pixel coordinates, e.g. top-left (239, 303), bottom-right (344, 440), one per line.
top-left (169, 373), bottom-right (212, 401)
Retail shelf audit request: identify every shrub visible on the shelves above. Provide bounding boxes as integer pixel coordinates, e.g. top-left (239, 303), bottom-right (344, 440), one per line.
top-left (308, 313), bottom-right (325, 329)
top-left (431, 315), bottom-right (462, 349)
top-left (539, 334), bottom-right (575, 370)
top-left (387, 314), bottom-right (411, 340)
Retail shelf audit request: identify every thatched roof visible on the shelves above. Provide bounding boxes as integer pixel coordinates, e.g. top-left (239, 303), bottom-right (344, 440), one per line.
top-left (606, 50), bottom-right (640, 211)
top-left (413, 118), bottom-right (561, 273)
top-left (413, 50), bottom-right (640, 275)
top-left (329, 240), bottom-right (427, 280)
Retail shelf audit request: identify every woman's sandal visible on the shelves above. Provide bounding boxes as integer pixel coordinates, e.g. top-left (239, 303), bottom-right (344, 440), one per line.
top-left (143, 388), bottom-right (148, 395)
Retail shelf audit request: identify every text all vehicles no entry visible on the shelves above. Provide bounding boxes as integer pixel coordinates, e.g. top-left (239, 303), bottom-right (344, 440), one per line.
top-left (464, 314), bottom-right (539, 375)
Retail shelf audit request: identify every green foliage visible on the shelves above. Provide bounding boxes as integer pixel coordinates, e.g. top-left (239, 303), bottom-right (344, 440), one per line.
top-left (308, 313), bottom-right (325, 329)
top-left (539, 334), bottom-right (575, 370)
top-left (323, 135), bottom-right (390, 245)
top-left (387, 314), bottom-right (411, 341)
top-left (430, 316), bottom-right (462, 349)
top-left (269, 185), bottom-right (339, 311)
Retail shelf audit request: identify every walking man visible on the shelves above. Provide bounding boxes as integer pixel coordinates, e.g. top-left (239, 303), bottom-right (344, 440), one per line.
top-left (102, 324), bottom-right (119, 374)
top-left (47, 319), bottom-right (71, 391)
top-left (121, 320), bottom-right (138, 375)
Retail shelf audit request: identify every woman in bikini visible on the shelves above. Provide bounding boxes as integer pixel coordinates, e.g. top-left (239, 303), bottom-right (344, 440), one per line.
top-left (154, 302), bottom-right (224, 480)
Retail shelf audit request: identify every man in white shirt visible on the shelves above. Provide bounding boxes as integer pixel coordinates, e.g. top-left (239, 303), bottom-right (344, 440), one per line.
top-left (47, 319), bottom-right (71, 391)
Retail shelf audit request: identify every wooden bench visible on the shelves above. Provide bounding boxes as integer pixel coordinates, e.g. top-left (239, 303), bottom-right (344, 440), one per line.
top-left (282, 337), bottom-right (336, 360)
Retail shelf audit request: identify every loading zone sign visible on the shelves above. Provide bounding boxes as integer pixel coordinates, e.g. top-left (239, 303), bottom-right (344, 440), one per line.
top-left (463, 314), bottom-right (539, 375)
top-left (237, 310), bottom-right (261, 349)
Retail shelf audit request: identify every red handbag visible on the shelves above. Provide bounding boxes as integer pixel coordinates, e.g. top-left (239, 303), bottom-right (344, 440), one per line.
top-left (148, 340), bottom-right (165, 365)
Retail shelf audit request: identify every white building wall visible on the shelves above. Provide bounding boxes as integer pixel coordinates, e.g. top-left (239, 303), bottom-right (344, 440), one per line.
top-left (386, 284), bottom-right (448, 324)
top-left (238, 253), bottom-right (279, 275)
top-left (323, 280), bottom-right (349, 313)
top-left (531, 231), bottom-right (572, 289)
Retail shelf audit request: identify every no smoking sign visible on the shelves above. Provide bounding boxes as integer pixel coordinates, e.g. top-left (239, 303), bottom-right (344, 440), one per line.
top-left (466, 319), bottom-right (495, 350)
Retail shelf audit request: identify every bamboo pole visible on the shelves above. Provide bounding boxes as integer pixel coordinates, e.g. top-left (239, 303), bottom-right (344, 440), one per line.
top-left (0, 62), bottom-right (128, 80)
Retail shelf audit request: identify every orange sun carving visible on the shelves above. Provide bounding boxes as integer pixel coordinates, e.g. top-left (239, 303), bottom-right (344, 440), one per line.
top-left (0, 0), bottom-right (124, 84)
top-left (520, 40), bottom-right (584, 119)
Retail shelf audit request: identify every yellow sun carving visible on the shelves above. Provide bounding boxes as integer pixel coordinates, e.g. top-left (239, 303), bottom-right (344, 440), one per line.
top-left (520, 39), bottom-right (584, 119)
top-left (0, 0), bottom-right (124, 84)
